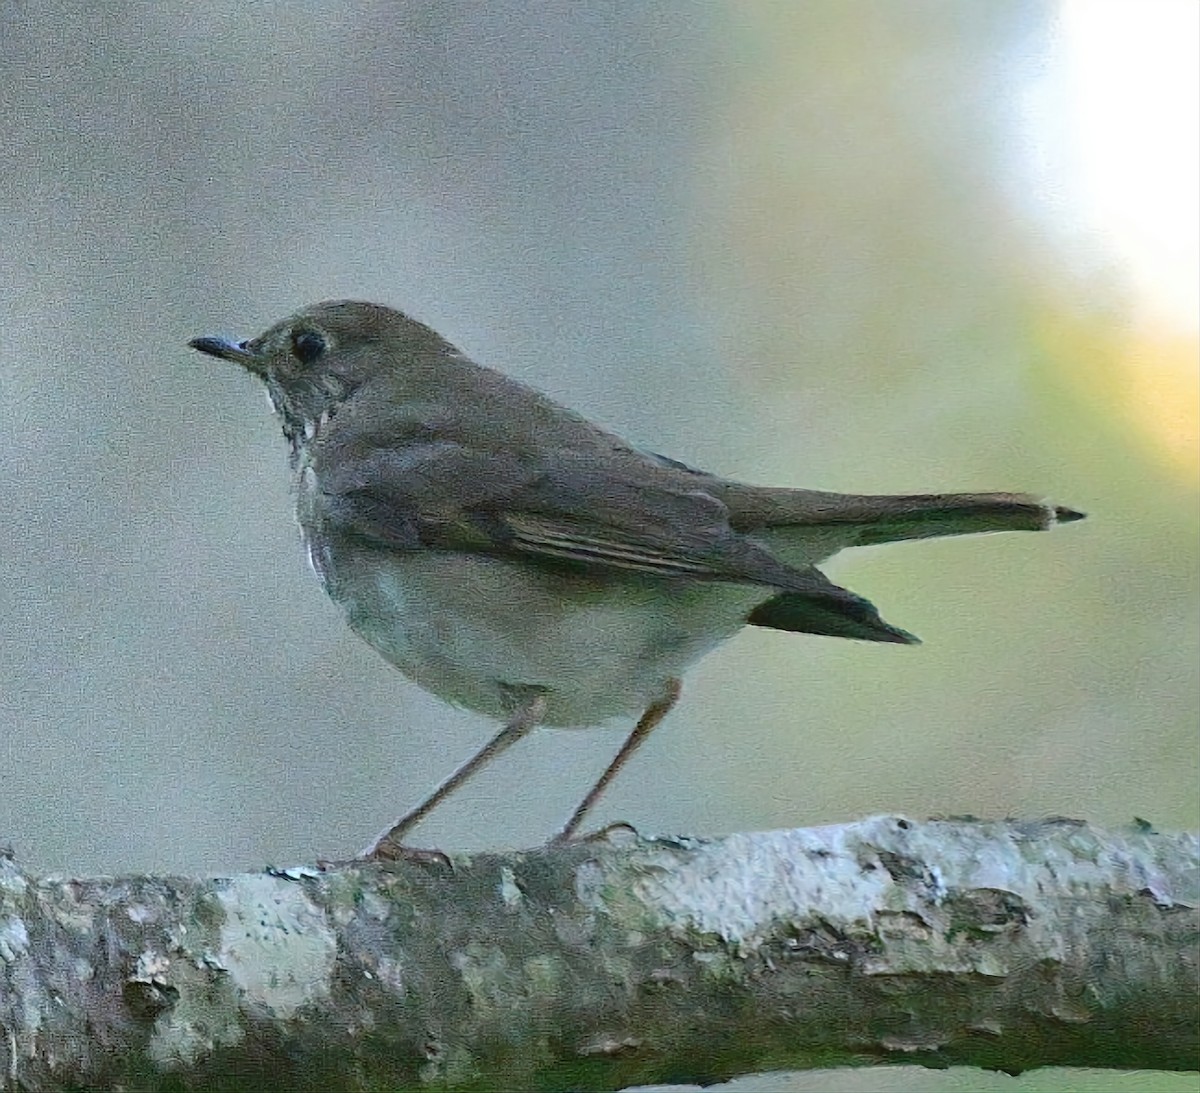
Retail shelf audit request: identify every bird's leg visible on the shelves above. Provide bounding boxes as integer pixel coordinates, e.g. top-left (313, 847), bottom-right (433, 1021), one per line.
top-left (361, 689), bottom-right (547, 861)
top-left (550, 678), bottom-right (682, 846)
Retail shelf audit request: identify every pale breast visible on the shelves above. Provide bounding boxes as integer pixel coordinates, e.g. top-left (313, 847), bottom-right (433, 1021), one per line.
top-left (307, 534), bottom-right (764, 727)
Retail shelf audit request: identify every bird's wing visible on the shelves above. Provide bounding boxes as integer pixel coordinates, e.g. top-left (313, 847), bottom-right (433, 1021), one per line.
top-left (320, 442), bottom-right (916, 643)
top-left (320, 443), bottom-right (794, 586)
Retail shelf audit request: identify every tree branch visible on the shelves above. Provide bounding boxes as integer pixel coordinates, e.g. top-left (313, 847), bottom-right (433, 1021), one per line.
top-left (1, 816), bottom-right (1196, 1090)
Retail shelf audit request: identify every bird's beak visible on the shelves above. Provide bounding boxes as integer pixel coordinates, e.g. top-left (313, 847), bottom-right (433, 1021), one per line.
top-left (188, 335), bottom-right (267, 377)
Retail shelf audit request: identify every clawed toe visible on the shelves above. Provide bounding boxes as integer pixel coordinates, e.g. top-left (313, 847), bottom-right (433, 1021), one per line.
top-left (355, 840), bottom-right (453, 869)
top-left (548, 820), bottom-right (640, 848)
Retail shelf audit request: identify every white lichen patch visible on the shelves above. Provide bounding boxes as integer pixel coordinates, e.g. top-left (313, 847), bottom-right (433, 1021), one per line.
top-left (604, 817), bottom-right (1199, 986)
top-left (147, 874), bottom-right (339, 1067)
top-left (0, 917), bottom-right (29, 963)
top-left (498, 866), bottom-right (523, 908)
top-left (132, 949), bottom-right (171, 984)
top-left (627, 823), bottom-right (896, 946)
top-left (0, 859), bottom-right (28, 897)
top-left (215, 873), bottom-right (337, 1017)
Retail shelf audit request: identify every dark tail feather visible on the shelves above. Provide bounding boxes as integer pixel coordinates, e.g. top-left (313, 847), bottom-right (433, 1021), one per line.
top-left (747, 569), bottom-right (920, 644)
top-left (729, 488), bottom-right (1085, 546)
top-left (846, 495), bottom-right (1085, 546)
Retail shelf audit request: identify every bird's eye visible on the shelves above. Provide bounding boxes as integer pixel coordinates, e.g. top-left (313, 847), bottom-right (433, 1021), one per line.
top-left (290, 329), bottom-right (327, 365)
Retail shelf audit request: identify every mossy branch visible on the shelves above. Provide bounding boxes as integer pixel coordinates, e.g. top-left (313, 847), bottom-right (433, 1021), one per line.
top-left (0, 816), bottom-right (1196, 1090)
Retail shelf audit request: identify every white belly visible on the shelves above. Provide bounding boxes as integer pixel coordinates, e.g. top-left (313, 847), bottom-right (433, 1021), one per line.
top-left (310, 540), bottom-right (764, 726)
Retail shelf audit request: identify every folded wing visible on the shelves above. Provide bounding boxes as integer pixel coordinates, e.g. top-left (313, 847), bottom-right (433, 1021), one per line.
top-left (318, 442), bottom-right (916, 644)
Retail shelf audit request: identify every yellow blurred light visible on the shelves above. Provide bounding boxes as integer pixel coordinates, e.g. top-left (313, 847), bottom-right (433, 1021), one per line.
top-left (1052, 0), bottom-right (1199, 481)
top-left (1117, 331), bottom-right (1200, 479)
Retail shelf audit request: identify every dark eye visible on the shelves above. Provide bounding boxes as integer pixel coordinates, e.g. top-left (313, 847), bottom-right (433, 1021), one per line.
top-left (290, 329), bottom-right (327, 365)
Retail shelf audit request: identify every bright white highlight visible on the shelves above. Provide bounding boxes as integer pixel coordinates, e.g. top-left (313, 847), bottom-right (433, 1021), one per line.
top-left (1058, 0), bottom-right (1200, 333)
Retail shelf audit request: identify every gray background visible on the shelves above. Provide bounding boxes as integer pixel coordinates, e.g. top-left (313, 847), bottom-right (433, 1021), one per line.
top-left (2, 4), bottom-right (1196, 1090)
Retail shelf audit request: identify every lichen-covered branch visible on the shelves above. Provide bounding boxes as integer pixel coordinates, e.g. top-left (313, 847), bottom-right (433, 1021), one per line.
top-left (0, 816), bottom-right (1196, 1091)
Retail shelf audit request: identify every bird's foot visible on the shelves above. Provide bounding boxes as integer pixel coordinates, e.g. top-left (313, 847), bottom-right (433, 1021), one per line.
top-left (547, 820), bottom-right (641, 849)
top-left (314, 838), bottom-right (453, 870)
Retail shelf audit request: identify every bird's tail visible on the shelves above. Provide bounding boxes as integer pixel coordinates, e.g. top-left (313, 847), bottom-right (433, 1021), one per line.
top-left (732, 490), bottom-right (1084, 644)
top-left (728, 488), bottom-right (1085, 547)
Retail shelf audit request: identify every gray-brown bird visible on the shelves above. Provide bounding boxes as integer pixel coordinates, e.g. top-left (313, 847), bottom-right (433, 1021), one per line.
top-left (190, 301), bottom-right (1084, 858)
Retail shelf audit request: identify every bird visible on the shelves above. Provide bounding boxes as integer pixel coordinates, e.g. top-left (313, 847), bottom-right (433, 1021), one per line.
top-left (189, 300), bottom-right (1084, 858)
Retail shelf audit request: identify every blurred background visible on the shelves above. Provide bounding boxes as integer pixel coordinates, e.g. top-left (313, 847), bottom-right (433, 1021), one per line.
top-left (1, 1), bottom-right (1196, 1089)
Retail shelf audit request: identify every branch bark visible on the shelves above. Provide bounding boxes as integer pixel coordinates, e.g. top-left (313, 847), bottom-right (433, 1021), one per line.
top-left (0, 816), bottom-right (1196, 1091)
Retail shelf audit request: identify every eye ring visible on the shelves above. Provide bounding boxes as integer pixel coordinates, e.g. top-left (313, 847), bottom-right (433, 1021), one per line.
top-left (290, 329), bottom-right (327, 365)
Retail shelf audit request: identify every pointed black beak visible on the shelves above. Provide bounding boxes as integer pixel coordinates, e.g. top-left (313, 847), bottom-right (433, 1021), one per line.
top-left (189, 335), bottom-right (267, 376)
